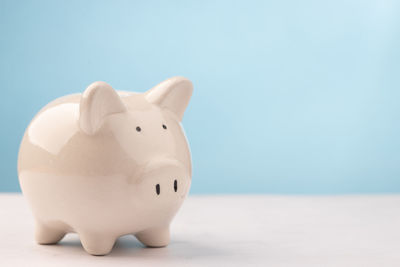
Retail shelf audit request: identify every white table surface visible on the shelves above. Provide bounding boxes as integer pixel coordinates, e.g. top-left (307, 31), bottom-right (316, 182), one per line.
top-left (1, 194), bottom-right (399, 266)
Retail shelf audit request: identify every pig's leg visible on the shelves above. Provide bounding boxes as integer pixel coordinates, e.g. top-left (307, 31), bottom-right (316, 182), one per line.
top-left (35, 223), bottom-right (66, 244)
top-left (135, 226), bottom-right (170, 247)
top-left (79, 232), bottom-right (116, 256)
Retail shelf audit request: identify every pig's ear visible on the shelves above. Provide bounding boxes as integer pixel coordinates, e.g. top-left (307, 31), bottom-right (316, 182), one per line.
top-left (145, 77), bottom-right (193, 121)
top-left (79, 81), bottom-right (126, 135)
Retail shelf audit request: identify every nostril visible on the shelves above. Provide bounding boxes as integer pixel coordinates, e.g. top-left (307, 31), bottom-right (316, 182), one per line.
top-left (156, 184), bottom-right (160, 195)
top-left (174, 179), bottom-right (178, 192)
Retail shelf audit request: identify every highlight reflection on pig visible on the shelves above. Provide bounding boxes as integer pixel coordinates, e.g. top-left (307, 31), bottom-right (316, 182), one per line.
top-left (18, 77), bottom-right (193, 255)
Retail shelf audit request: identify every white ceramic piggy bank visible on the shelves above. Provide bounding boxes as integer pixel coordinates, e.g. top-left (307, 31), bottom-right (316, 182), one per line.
top-left (18, 77), bottom-right (193, 255)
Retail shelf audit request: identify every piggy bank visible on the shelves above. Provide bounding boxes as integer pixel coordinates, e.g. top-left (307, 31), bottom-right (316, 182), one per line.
top-left (17, 77), bottom-right (193, 255)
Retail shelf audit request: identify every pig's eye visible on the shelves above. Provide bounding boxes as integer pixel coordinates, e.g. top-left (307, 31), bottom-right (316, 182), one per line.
top-left (162, 124), bottom-right (167, 130)
top-left (174, 179), bottom-right (178, 192)
top-left (155, 184), bottom-right (160, 195)
top-left (136, 126), bottom-right (141, 132)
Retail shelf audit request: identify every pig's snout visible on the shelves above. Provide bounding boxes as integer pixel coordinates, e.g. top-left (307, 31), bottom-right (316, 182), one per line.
top-left (143, 158), bottom-right (190, 198)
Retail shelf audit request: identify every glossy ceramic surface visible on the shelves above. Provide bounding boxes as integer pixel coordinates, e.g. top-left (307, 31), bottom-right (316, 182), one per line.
top-left (18, 77), bottom-right (193, 255)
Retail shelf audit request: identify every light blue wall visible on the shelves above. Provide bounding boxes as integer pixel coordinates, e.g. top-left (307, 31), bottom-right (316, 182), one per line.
top-left (1, 0), bottom-right (400, 193)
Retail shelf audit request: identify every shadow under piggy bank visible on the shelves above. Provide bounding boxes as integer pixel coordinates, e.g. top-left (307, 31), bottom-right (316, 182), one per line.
top-left (50, 234), bottom-right (226, 261)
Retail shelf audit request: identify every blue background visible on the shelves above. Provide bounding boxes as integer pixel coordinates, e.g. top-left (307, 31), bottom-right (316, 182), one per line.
top-left (1, 0), bottom-right (399, 194)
